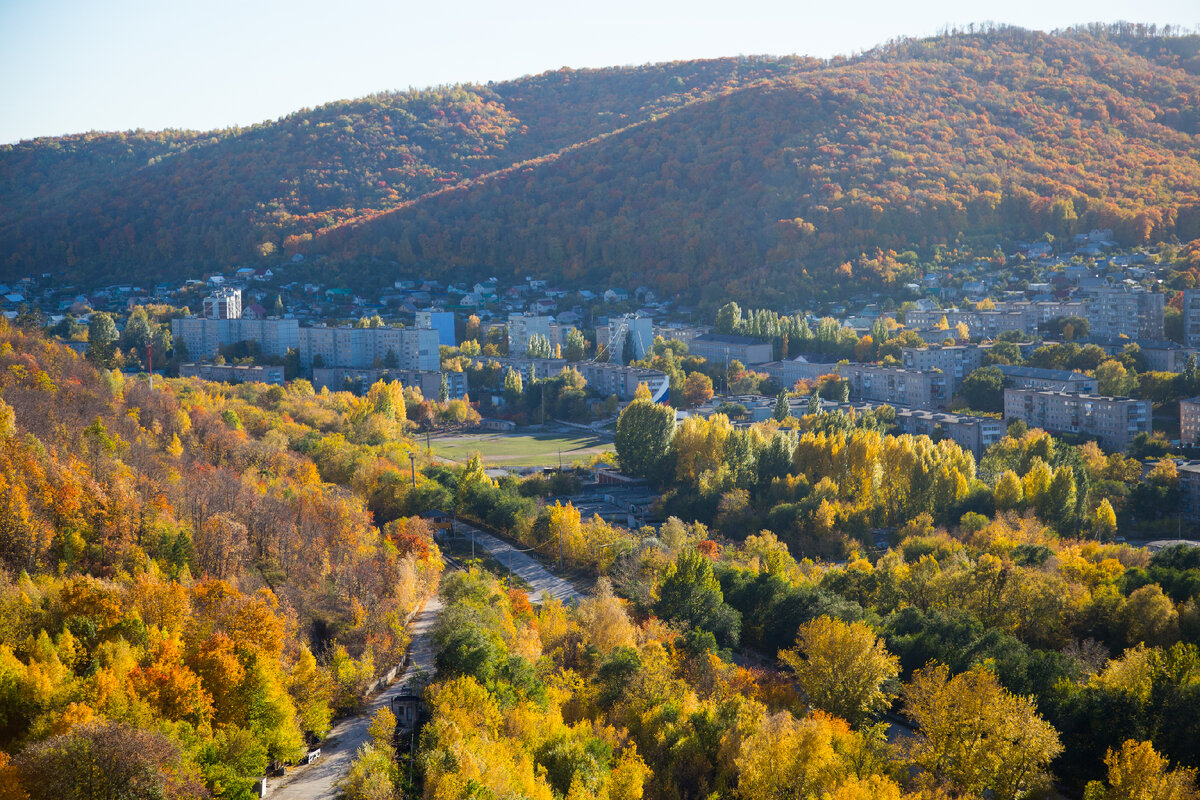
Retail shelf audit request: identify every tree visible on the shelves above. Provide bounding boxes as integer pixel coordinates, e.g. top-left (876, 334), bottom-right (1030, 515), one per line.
top-left (503, 367), bottom-right (524, 405)
top-left (960, 367), bottom-right (1005, 412)
top-left (655, 548), bottom-right (740, 645)
top-left (87, 313), bottom-right (120, 369)
top-left (808, 393), bottom-right (821, 416)
top-left (773, 392), bottom-right (791, 422)
top-left (1084, 739), bottom-right (1200, 800)
top-left (903, 663), bottom-right (1062, 800)
top-left (715, 302), bottom-right (742, 335)
top-left (439, 372), bottom-right (450, 403)
top-left (614, 400), bottom-right (675, 480)
top-left (994, 470), bottom-right (1024, 510)
top-left (779, 616), bottom-right (899, 726)
top-left (1093, 498), bottom-right (1118, 541)
top-left (12, 720), bottom-right (204, 800)
top-left (564, 328), bottom-right (587, 362)
top-left (682, 372), bottom-right (714, 408)
top-left (1097, 360), bottom-right (1138, 397)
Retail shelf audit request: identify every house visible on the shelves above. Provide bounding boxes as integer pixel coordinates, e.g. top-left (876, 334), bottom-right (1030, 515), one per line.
top-left (604, 288), bottom-right (630, 303)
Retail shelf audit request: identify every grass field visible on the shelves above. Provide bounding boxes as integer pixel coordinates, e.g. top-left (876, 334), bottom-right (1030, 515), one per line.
top-left (429, 430), bottom-right (613, 468)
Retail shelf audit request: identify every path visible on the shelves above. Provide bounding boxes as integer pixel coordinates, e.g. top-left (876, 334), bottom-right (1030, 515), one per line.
top-left (455, 522), bottom-right (585, 604)
top-left (271, 596), bottom-right (442, 800)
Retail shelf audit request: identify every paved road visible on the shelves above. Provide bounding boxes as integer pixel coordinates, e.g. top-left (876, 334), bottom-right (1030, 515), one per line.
top-left (457, 522), bottom-right (586, 604)
top-left (271, 596), bottom-right (442, 800)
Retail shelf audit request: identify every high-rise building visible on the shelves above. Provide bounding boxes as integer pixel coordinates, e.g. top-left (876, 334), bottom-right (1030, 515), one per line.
top-left (202, 288), bottom-right (243, 320)
top-left (1003, 388), bottom-right (1151, 451)
top-left (1084, 287), bottom-right (1164, 340)
top-left (507, 314), bottom-right (553, 356)
top-left (415, 309), bottom-right (456, 347)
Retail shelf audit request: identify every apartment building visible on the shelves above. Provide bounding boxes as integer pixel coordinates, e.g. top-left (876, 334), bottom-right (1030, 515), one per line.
top-left (507, 313), bottom-right (553, 355)
top-left (1177, 462), bottom-right (1200, 521)
top-left (415, 309), bottom-right (456, 347)
top-left (761, 357), bottom-right (842, 388)
top-left (1083, 287), bottom-right (1165, 340)
top-left (1182, 290), bottom-right (1200, 349)
top-left (297, 325), bottom-right (439, 371)
top-left (179, 363), bottom-right (285, 384)
top-left (892, 408), bottom-right (1006, 459)
top-left (688, 334), bottom-right (774, 366)
top-left (902, 344), bottom-right (989, 393)
top-left (1003, 388), bottom-right (1151, 451)
top-left (996, 365), bottom-right (1098, 394)
top-left (842, 364), bottom-right (949, 410)
top-left (171, 317), bottom-right (301, 359)
top-left (470, 356), bottom-right (668, 401)
top-left (310, 367), bottom-right (467, 398)
top-left (202, 288), bottom-right (242, 320)
top-left (1182, 397), bottom-right (1200, 447)
top-left (595, 314), bottom-right (653, 363)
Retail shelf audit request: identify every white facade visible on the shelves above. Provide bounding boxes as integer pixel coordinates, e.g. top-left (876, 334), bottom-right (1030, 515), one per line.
top-left (298, 326), bottom-right (439, 371)
top-left (507, 314), bottom-right (553, 355)
top-left (202, 288), bottom-right (242, 320)
top-left (171, 317), bottom-right (300, 359)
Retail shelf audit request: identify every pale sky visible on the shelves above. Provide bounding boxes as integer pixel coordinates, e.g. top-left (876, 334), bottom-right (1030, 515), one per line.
top-left (1, 0), bottom-right (1196, 145)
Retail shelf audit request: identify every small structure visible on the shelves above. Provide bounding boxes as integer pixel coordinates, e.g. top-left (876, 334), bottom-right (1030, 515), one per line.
top-left (390, 684), bottom-right (425, 732)
top-left (423, 510), bottom-right (452, 536)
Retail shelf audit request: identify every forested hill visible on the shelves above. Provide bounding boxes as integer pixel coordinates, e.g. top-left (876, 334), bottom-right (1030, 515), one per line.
top-left (0, 58), bottom-right (806, 285)
top-left (4, 26), bottom-right (1200, 296)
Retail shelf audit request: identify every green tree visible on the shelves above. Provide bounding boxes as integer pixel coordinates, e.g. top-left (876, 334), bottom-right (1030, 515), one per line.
top-left (715, 301), bottom-right (743, 335)
top-left (614, 399), bottom-right (676, 480)
top-left (808, 393), bottom-right (821, 416)
top-left (564, 328), bottom-right (587, 361)
top-left (773, 391), bottom-right (791, 422)
top-left (961, 366), bottom-right (1005, 412)
top-left (654, 548), bottom-right (740, 645)
top-left (87, 312), bottom-right (120, 369)
top-left (439, 372), bottom-right (450, 403)
top-left (503, 367), bottom-right (524, 405)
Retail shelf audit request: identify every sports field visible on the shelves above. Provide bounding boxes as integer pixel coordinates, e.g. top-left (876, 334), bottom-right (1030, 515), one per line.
top-left (428, 430), bottom-right (613, 468)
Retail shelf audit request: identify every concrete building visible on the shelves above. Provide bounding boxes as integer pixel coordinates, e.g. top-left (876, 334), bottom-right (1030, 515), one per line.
top-left (507, 314), bottom-right (552, 356)
top-left (575, 361), bottom-right (669, 402)
top-left (1084, 287), bottom-right (1165, 341)
top-left (891, 407), bottom-right (1006, 459)
top-left (1003, 388), bottom-right (1151, 451)
top-left (902, 344), bottom-right (989, 393)
top-left (1182, 397), bottom-right (1200, 447)
top-left (1090, 339), bottom-right (1198, 373)
top-left (179, 363), bottom-right (284, 384)
top-left (996, 365), bottom-right (1099, 394)
top-left (761, 357), bottom-right (842, 388)
top-left (310, 367), bottom-right (467, 398)
top-left (595, 314), bottom-right (653, 364)
top-left (171, 317), bottom-right (300, 359)
top-left (415, 309), bottom-right (456, 347)
top-left (841, 364), bottom-right (950, 410)
top-left (202, 288), bottom-right (242, 320)
top-left (1182, 290), bottom-right (1200, 349)
top-left (688, 333), bottom-right (774, 366)
top-left (298, 325), bottom-right (439, 371)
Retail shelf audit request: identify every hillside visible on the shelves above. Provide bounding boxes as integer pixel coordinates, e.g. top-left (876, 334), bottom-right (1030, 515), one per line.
top-left (3, 26), bottom-right (1200, 299)
top-left (0, 58), bottom-right (803, 285)
top-left (308, 26), bottom-right (1200, 303)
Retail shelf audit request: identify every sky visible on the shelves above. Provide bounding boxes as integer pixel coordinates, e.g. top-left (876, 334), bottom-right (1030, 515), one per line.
top-left (1, 0), bottom-right (1196, 145)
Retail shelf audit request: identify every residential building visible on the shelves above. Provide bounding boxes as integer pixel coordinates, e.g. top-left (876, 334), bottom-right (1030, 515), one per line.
top-left (891, 408), bottom-right (1006, 459)
top-left (761, 357), bottom-right (841, 387)
top-left (179, 363), bottom-right (284, 384)
top-left (1083, 287), bottom-right (1164, 340)
top-left (1091, 338), bottom-right (1197, 373)
top-left (841, 364), bottom-right (949, 410)
top-left (1003, 389), bottom-right (1151, 450)
top-left (171, 317), bottom-right (300, 359)
top-left (595, 314), bottom-right (653, 363)
top-left (1182, 397), bottom-right (1200, 447)
top-left (202, 288), bottom-right (242, 320)
top-left (688, 333), bottom-right (774, 366)
top-left (415, 309), bottom-right (456, 347)
top-left (507, 313), bottom-right (552, 355)
top-left (902, 344), bottom-right (989, 393)
top-left (298, 325), bottom-right (439, 371)
top-left (575, 362), bottom-right (668, 402)
top-left (310, 367), bottom-right (467, 399)
top-left (1178, 462), bottom-right (1200, 521)
top-left (996, 365), bottom-right (1098, 394)
top-left (1182, 290), bottom-right (1200, 349)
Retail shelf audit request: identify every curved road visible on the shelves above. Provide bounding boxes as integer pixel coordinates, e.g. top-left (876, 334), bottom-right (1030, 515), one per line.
top-left (271, 525), bottom-right (584, 797)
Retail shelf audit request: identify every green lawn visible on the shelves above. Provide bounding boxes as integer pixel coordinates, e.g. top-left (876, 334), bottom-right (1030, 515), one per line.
top-left (429, 430), bottom-right (613, 467)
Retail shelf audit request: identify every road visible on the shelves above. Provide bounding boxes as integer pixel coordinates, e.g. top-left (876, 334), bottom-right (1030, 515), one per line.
top-left (456, 522), bottom-right (586, 604)
top-left (272, 526), bottom-right (582, 798)
top-left (271, 596), bottom-right (442, 800)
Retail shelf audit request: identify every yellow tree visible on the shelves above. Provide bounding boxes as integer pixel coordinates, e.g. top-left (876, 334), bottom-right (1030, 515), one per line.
top-left (1084, 739), bottom-right (1200, 800)
top-left (903, 664), bottom-right (1062, 800)
top-left (779, 616), bottom-right (899, 726)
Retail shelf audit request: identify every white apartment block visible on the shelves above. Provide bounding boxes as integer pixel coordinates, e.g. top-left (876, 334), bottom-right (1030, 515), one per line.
top-left (202, 288), bottom-right (242, 320)
top-left (595, 314), bottom-right (653, 364)
top-left (1083, 287), bottom-right (1164, 341)
top-left (171, 317), bottom-right (300, 359)
top-left (1003, 388), bottom-right (1151, 451)
top-left (298, 326), bottom-right (439, 371)
top-left (507, 314), bottom-right (553, 355)
top-left (1181, 290), bottom-right (1200, 349)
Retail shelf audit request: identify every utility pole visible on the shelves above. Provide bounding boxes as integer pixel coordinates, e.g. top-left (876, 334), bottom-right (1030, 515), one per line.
top-left (147, 346), bottom-right (153, 390)
top-left (408, 453), bottom-right (416, 488)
